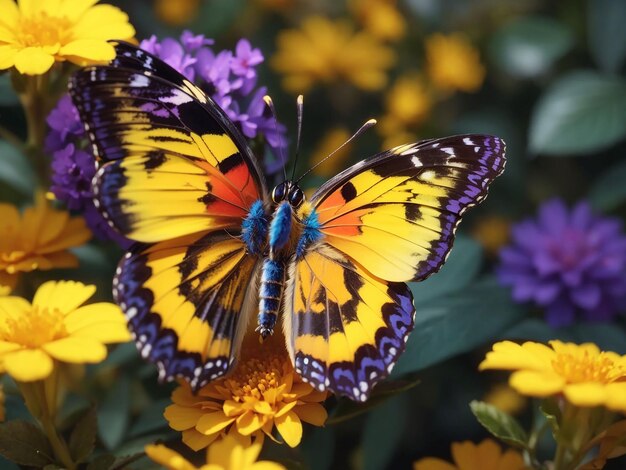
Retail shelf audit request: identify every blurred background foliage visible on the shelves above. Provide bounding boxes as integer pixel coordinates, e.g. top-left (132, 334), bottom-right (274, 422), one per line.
top-left (2, 0), bottom-right (626, 468)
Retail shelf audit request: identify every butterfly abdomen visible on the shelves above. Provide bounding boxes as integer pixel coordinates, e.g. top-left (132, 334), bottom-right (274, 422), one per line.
top-left (257, 258), bottom-right (285, 338)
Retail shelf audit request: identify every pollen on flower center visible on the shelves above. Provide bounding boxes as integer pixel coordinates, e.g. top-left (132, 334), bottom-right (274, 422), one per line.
top-left (0, 307), bottom-right (67, 348)
top-left (551, 351), bottom-right (625, 384)
top-left (17, 13), bottom-right (72, 48)
top-left (225, 355), bottom-right (285, 401)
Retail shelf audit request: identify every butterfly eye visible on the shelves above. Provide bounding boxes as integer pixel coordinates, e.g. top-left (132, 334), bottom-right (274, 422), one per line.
top-left (272, 182), bottom-right (287, 203)
top-left (288, 187), bottom-right (305, 208)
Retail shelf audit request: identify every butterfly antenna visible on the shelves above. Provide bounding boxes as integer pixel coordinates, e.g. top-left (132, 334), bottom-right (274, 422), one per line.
top-left (295, 119), bottom-right (377, 184)
top-left (263, 95), bottom-right (288, 182)
top-left (291, 95), bottom-right (304, 181)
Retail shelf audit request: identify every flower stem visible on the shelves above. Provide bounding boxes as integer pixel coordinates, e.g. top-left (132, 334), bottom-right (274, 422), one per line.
top-left (18, 375), bottom-right (76, 470)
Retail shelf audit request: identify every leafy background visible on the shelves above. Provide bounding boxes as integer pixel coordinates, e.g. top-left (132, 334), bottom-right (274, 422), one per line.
top-left (2, 0), bottom-right (626, 468)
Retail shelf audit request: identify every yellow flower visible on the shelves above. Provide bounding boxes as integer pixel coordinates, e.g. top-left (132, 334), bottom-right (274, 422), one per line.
top-left (164, 333), bottom-right (327, 451)
top-left (146, 434), bottom-right (285, 470)
top-left (272, 16), bottom-right (394, 93)
top-left (480, 340), bottom-right (626, 411)
top-left (425, 33), bottom-right (485, 94)
top-left (309, 128), bottom-right (352, 178)
top-left (350, 0), bottom-right (406, 42)
top-left (154, 0), bottom-right (200, 26)
top-left (0, 280), bottom-right (130, 382)
top-left (471, 215), bottom-right (511, 256)
top-left (0, 193), bottom-right (91, 288)
top-left (0, 0), bottom-right (135, 75)
top-left (484, 383), bottom-right (527, 416)
top-left (414, 439), bottom-right (527, 470)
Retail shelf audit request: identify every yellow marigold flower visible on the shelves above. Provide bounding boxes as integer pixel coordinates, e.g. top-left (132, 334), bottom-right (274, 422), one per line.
top-left (0, 193), bottom-right (91, 287)
top-left (0, 0), bottom-right (135, 75)
top-left (0, 280), bottom-right (130, 382)
top-left (484, 383), bottom-right (526, 416)
top-left (165, 334), bottom-right (328, 451)
top-left (155, 0), bottom-right (200, 26)
top-left (310, 128), bottom-right (352, 178)
top-left (414, 439), bottom-right (526, 470)
top-left (480, 340), bottom-right (626, 411)
top-left (146, 434), bottom-right (285, 470)
top-left (350, 0), bottom-right (406, 42)
top-left (426, 33), bottom-right (485, 94)
top-left (271, 16), bottom-right (394, 93)
top-left (471, 215), bottom-right (511, 256)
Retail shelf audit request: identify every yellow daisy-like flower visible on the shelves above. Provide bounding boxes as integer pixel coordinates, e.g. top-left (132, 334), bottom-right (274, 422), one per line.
top-left (146, 434), bottom-right (285, 470)
top-left (165, 334), bottom-right (328, 451)
top-left (0, 280), bottom-right (130, 382)
top-left (350, 0), bottom-right (406, 42)
top-left (0, 193), bottom-right (91, 288)
top-left (480, 340), bottom-right (626, 411)
top-left (271, 16), bottom-right (394, 93)
top-left (425, 33), bottom-right (486, 94)
top-left (0, 0), bottom-right (135, 75)
top-left (414, 439), bottom-right (527, 470)
top-left (309, 128), bottom-right (352, 178)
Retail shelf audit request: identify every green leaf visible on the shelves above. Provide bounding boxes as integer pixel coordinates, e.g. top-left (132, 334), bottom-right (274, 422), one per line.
top-left (589, 159), bottom-right (626, 211)
top-left (540, 397), bottom-right (561, 438)
top-left (86, 454), bottom-right (116, 470)
top-left (0, 139), bottom-right (36, 195)
top-left (391, 278), bottom-right (524, 377)
top-left (0, 74), bottom-right (18, 106)
top-left (98, 375), bottom-right (130, 450)
top-left (69, 406), bottom-right (97, 463)
top-left (470, 401), bottom-right (529, 450)
top-left (411, 235), bottom-right (483, 303)
top-left (0, 420), bottom-right (54, 467)
top-left (301, 426), bottom-right (335, 470)
top-left (128, 399), bottom-right (169, 438)
top-left (588, 0), bottom-right (626, 73)
top-left (489, 16), bottom-right (573, 78)
top-left (361, 394), bottom-right (408, 470)
top-left (529, 71), bottom-right (626, 155)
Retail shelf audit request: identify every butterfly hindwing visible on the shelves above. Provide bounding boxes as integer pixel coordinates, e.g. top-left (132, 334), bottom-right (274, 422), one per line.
top-left (69, 42), bottom-right (267, 243)
top-left (284, 245), bottom-right (415, 401)
top-left (115, 230), bottom-right (260, 388)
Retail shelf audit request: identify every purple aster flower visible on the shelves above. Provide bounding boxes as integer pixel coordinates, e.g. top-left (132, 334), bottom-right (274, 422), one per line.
top-left (139, 36), bottom-right (197, 80)
top-left (50, 145), bottom-right (96, 210)
top-left (180, 30), bottom-right (214, 52)
top-left (195, 48), bottom-right (242, 96)
top-left (231, 39), bottom-right (264, 94)
top-left (45, 95), bottom-right (84, 153)
top-left (497, 199), bottom-right (626, 327)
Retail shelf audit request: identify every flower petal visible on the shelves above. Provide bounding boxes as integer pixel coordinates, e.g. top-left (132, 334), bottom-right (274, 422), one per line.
top-left (145, 444), bottom-right (197, 470)
top-left (42, 337), bottom-right (107, 363)
top-left (293, 402), bottom-right (327, 426)
top-left (274, 410), bottom-right (302, 447)
top-left (13, 47), bottom-right (55, 75)
top-left (563, 383), bottom-right (608, 407)
top-left (182, 428), bottom-right (219, 452)
top-left (59, 39), bottom-right (116, 66)
top-left (605, 383), bottom-right (626, 412)
top-left (0, 45), bottom-right (18, 69)
top-left (196, 411), bottom-right (235, 436)
top-left (4, 349), bottom-right (53, 381)
top-left (0, 0), bottom-right (19, 30)
top-left (33, 281), bottom-right (95, 314)
top-left (164, 404), bottom-right (206, 431)
top-left (70, 4), bottom-right (135, 40)
top-left (509, 370), bottom-right (565, 397)
top-left (413, 458), bottom-right (458, 470)
top-left (235, 410), bottom-right (265, 436)
top-left (479, 341), bottom-right (555, 372)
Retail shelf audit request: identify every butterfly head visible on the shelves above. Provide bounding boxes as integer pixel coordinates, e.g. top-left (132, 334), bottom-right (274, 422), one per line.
top-left (271, 181), bottom-right (305, 208)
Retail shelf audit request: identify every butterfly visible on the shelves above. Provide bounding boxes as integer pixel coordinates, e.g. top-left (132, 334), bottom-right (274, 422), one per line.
top-left (69, 41), bottom-right (506, 402)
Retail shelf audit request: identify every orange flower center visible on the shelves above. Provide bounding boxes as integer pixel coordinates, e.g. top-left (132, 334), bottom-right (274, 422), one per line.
top-left (17, 13), bottom-right (72, 48)
top-left (552, 351), bottom-right (625, 384)
top-left (224, 354), bottom-right (286, 402)
top-left (0, 307), bottom-right (67, 348)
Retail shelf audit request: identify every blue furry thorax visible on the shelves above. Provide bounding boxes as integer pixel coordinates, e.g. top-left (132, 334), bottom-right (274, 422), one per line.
top-left (241, 200), bottom-right (267, 255)
top-left (269, 202), bottom-right (292, 251)
top-left (296, 207), bottom-right (322, 259)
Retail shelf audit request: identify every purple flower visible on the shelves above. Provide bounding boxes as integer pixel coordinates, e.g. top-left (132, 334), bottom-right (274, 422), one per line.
top-left (180, 30), bottom-right (214, 52)
top-left (231, 39), bottom-right (264, 94)
top-left (50, 144), bottom-right (95, 210)
top-left (497, 199), bottom-right (626, 327)
top-left (139, 35), bottom-right (197, 80)
top-left (45, 95), bottom-right (84, 153)
top-left (83, 204), bottom-right (133, 249)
